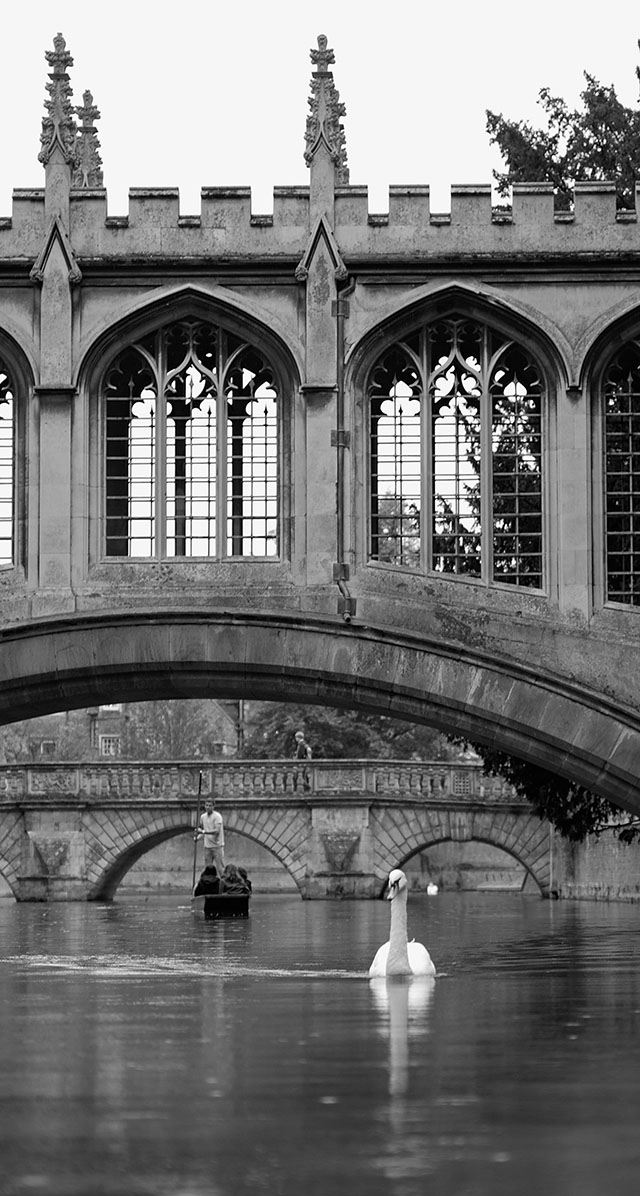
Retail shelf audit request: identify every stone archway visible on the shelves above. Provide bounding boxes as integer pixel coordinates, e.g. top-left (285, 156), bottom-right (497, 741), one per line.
top-left (1, 612), bottom-right (640, 820)
top-left (371, 806), bottom-right (551, 895)
top-left (84, 805), bottom-right (311, 900)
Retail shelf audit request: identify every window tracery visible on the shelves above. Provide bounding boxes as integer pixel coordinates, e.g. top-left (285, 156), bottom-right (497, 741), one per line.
top-left (0, 361), bottom-right (14, 567)
top-left (602, 341), bottom-right (640, 605)
top-left (368, 316), bottom-right (544, 589)
top-left (103, 319), bottom-right (279, 560)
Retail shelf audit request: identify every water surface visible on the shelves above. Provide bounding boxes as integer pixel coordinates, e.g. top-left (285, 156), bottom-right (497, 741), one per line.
top-left (1, 892), bottom-right (639, 1196)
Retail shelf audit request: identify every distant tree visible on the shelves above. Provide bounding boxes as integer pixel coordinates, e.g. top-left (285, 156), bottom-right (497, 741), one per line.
top-left (243, 701), bottom-right (461, 761)
top-left (486, 54), bottom-right (640, 210)
top-left (121, 700), bottom-right (231, 760)
top-left (371, 494), bottom-right (420, 568)
top-left (0, 710), bottom-right (92, 763)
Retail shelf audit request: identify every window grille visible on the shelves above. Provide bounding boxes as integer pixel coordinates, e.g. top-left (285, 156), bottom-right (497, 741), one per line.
top-left (603, 342), bottom-right (640, 605)
top-left (0, 360), bottom-right (14, 567)
top-left (104, 320), bottom-right (279, 559)
top-left (99, 734), bottom-right (121, 757)
top-left (40, 740), bottom-right (56, 757)
top-left (369, 317), bottom-right (544, 588)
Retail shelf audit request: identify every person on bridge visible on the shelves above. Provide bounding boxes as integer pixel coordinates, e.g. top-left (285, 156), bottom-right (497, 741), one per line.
top-left (293, 730), bottom-right (312, 760)
top-left (293, 729), bottom-right (312, 793)
top-left (194, 799), bottom-right (225, 872)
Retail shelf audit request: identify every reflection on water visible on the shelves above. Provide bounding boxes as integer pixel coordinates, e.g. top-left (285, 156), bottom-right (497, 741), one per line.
top-left (1, 892), bottom-right (640, 1196)
top-left (369, 976), bottom-right (435, 1096)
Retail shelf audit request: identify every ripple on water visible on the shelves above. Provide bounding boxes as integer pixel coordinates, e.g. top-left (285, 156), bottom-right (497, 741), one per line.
top-left (0, 953), bottom-right (367, 980)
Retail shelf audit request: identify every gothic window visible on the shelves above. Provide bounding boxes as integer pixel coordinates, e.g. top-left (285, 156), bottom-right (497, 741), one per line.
top-left (0, 359), bottom-right (14, 567)
top-left (103, 319), bottom-right (280, 559)
top-left (602, 341), bottom-right (640, 605)
top-left (368, 317), bottom-right (544, 588)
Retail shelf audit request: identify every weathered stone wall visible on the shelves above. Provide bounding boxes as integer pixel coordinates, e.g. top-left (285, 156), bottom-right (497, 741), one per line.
top-left (553, 833), bottom-right (640, 902)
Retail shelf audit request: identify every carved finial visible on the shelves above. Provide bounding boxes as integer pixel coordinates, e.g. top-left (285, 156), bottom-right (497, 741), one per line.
top-left (304, 34), bottom-right (349, 184)
top-left (39, 32), bottom-right (78, 167)
top-left (73, 89), bottom-right (104, 187)
top-left (310, 33), bottom-right (335, 73)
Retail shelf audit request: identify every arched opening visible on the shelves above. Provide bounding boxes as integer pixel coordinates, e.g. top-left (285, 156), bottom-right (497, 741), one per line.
top-left (120, 827), bottom-right (297, 895)
top-left (0, 332), bottom-right (32, 573)
top-left (88, 823), bottom-right (301, 902)
top-left (364, 311), bottom-right (547, 589)
top-left (100, 317), bottom-right (282, 562)
top-left (593, 333), bottom-right (640, 608)
top-left (78, 293), bottom-right (300, 570)
top-left (0, 615), bottom-right (637, 813)
top-left (402, 840), bottom-right (541, 894)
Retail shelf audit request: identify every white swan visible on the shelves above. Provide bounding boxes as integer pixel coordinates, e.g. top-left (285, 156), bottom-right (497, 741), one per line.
top-left (369, 868), bottom-right (436, 978)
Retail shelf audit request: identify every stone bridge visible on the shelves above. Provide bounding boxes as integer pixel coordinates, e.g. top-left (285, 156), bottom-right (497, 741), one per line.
top-left (0, 760), bottom-right (552, 900)
top-left (2, 35), bottom-right (640, 834)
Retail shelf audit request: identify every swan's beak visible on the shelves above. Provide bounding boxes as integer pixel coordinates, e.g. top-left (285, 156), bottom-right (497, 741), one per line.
top-left (385, 877), bottom-right (400, 901)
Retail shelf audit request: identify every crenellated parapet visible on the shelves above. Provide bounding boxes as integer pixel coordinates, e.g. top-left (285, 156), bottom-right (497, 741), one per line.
top-left (0, 35), bottom-right (638, 265)
top-left (1, 178), bottom-right (640, 265)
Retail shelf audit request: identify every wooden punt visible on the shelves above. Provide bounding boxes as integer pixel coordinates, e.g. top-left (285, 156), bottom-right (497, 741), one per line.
top-left (192, 893), bottom-right (250, 919)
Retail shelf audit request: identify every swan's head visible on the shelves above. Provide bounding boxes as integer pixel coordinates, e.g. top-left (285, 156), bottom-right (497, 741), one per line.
top-left (386, 868), bottom-right (407, 900)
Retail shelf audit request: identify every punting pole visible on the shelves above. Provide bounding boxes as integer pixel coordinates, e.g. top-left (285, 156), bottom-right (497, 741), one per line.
top-left (191, 770), bottom-right (204, 893)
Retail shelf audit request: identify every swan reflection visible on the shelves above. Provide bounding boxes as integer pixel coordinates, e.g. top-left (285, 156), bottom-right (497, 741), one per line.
top-left (369, 975), bottom-right (435, 1095)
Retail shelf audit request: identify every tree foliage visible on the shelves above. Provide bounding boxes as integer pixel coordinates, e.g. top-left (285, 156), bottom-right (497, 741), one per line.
top-left (465, 741), bottom-right (640, 844)
top-left (242, 701), bottom-right (460, 761)
top-left (0, 710), bottom-right (91, 763)
top-left (121, 700), bottom-right (233, 760)
top-left (486, 58), bottom-right (640, 210)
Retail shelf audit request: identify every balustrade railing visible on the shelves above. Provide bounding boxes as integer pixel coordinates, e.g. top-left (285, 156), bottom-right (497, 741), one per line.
top-left (0, 759), bottom-right (522, 804)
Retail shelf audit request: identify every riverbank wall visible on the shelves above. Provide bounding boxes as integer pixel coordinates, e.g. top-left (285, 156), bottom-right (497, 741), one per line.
top-left (553, 832), bottom-right (640, 902)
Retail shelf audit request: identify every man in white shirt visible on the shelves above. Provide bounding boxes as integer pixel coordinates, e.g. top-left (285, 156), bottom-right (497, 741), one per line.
top-left (195, 799), bottom-right (225, 872)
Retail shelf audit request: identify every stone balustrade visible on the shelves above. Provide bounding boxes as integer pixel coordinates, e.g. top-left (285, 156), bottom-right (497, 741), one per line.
top-left (0, 759), bottom-right (521, 805)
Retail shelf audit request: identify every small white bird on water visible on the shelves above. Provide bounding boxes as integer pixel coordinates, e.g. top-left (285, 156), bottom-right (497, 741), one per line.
top-left (369, 868), bottom-right (436, 978)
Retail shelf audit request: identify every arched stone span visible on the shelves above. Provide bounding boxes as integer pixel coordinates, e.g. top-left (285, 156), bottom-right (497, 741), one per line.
top-left (85, 807), bottom-right (310, 900)
top-left (0, 810), bottom-right (26, 899)
top-left (1, 611), bottom-right (640, 817)
top-left (370, 806), bottom-right (550, 895)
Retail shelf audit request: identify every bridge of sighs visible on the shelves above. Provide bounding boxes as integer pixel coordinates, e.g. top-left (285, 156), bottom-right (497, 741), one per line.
top-left (0, 34), bottom-right (640, 882)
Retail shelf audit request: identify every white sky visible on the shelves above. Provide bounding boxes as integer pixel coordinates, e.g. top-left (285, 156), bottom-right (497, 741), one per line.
top-left (4, 0), bottom-right (640, 217)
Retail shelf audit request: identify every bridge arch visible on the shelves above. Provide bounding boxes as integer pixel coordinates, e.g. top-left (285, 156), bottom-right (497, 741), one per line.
top-left (371, 807), bottom-right (550, 895)
top-left (1, 613), bottom-right (640, 819)
top-left (85, 805), bottom-right (310, 900)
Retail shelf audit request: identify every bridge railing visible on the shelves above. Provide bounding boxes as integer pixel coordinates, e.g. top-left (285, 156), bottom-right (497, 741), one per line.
top-left (0, 760), bottom-right (520, 804)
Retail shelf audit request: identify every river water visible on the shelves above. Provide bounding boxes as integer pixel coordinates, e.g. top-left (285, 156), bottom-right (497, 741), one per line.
top-left (1, 891), bottom-right (639, 1196)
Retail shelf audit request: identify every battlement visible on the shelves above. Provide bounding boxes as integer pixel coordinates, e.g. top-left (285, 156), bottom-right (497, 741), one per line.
top-left (1, 33), bottom-right (638, 271)
top-left (0, 179), bottom-right (637, 267)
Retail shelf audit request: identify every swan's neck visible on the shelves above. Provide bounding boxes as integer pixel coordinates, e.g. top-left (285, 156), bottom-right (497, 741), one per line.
top-left (386, 888), bottom-right (411, 975)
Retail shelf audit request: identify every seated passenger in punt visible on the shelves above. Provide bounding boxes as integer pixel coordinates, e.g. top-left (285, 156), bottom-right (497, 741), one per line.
top-left (193, 865), bottom-right (220, 897)
top-left (220, 864), bottom-right (252, 895)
